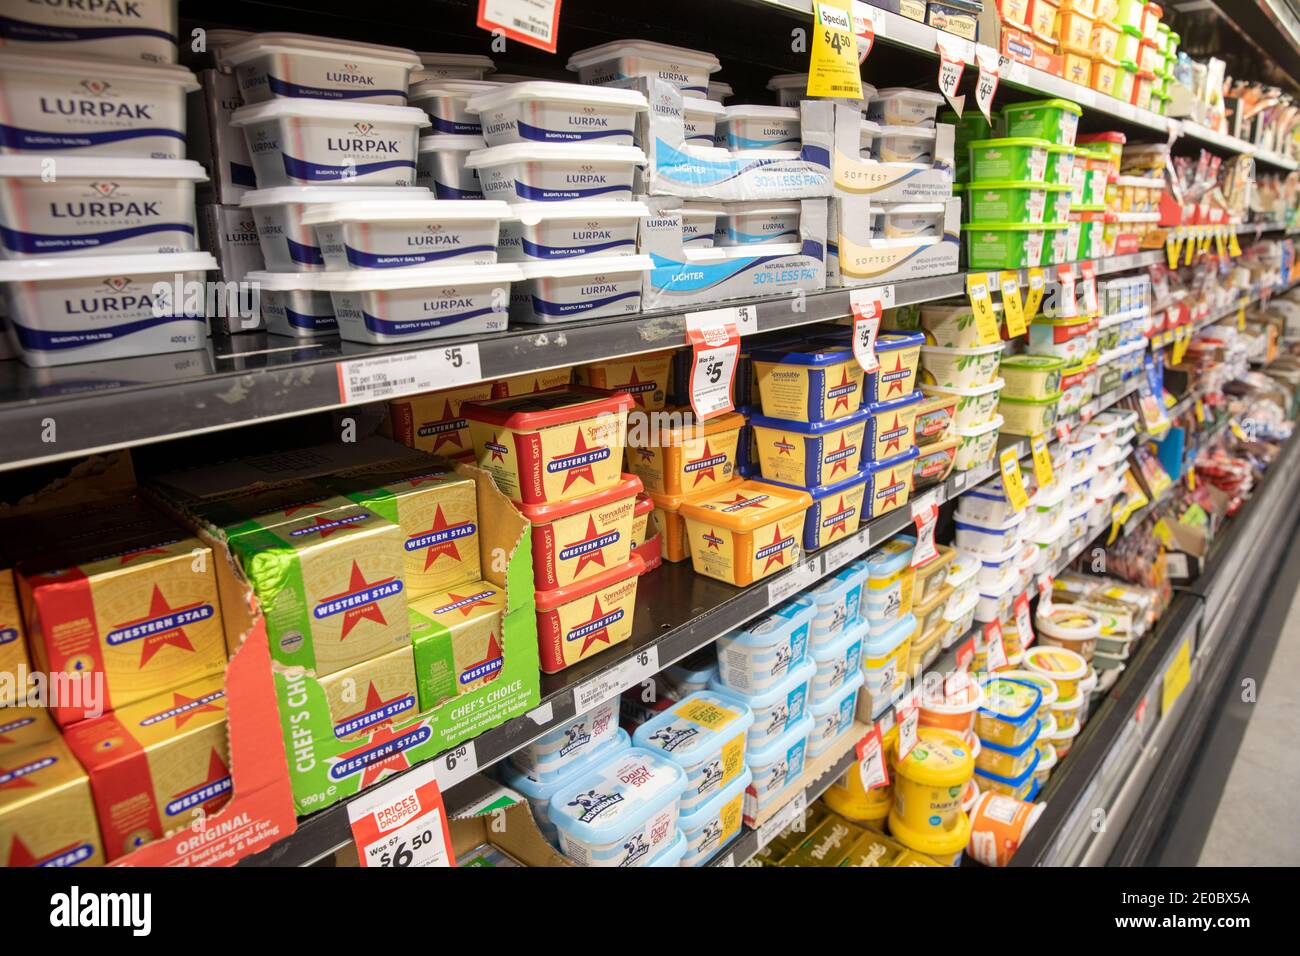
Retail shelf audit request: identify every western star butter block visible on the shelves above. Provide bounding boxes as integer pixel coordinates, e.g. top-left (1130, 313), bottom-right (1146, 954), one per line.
top-left (0, 735), bottom-right (105, 867)
top-left (64, 674), bottom-right (230, 861)
top-left (0, 703), bottom-right (58, 754)
top-left (19, 534), bottom-right (227, 725)
top-left (518, 474), bottom-right (643, 591)
top-left (186, 481), bottom-right (357, 540)
top-left (534, 554), bottom-right (645, 674)
top-left (576, 350), bottom-right (673, 411)
top-left (328, 470), bottom-right (481, 599)
top-left (230, 505), bottom-right (408, 677)
top-left (318, 646), bottom-right (420, 743)
top-left (493, 369), bottom-right (574, 397)
top-left (0, 566), bottom-right (29, 704)
top-left (409, 583), bottom-right (507, 710)
top-left (388, 382), bottom-right (497, 457)
top-left (676, 480), bottom-right (813, 587)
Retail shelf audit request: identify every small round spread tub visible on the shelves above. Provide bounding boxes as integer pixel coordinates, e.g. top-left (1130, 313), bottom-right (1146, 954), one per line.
top-left (710, 655), bottom-right (815, 748)
top-left (714, 200), bottom-right (802, 246)
top-left (920, 678), bottom-right (984, 739)
top-left (807, 560), bottom-right (869, 646)
top-left (548, 745), bottom-right (688, 867)
top-left (867, 88), bottom-right (947, 128)
top-left (862, 612), bottom-right (916, 705)
top-left (964, 180), bottom-right (1068, 225)
top-left (463, 142), bottom-right (646, 203)
top-left (862, 446), bottom-right (919, 519)
top-left (677, 200), bottom-right (725, 247)
top-left (974, 570), bottom-right (1018, 625)
top-left (976, 718), bottom-right (1041, 779)
top-left (519, 473), bottom-right (643, 591)
top-left (1050, 719), bottom-right (1081, 759)
top-left (999, 393), bottom-right (1062, 436)
top-left (808, 670), bottom-right (865, 759)
top-left (412, 52), bottom-right (496, 83)
top-left (465, 81), bottom-right (647, 147)
top-left (957, 483), bottom-right (1022, 526)
top-left (510, 698), bottom-right (620, 782)
top-left (919, 341), bottom-right (1004, 390)
top-left (955, 508), bottom-right (1025, 557)
top-left (0, 156), bottom-right (207, 259)
top-left (889, 726), bottom-right (974, 832)
top-left (566, 40), bottom-right (721, 97)
top-left (501, 727), bottom-right (630, 846)
top-left (632, 690), bottom-right (755, 815)
top-left (534, 552), bottom-right (646, 674)
top-left (242, 270), bottom-right (337, 337)
top-left (920, 300), bottom-right (1004, 349)
top-left (231, 99), bottom-right (429, 188)
top-left (919, 378), bottom-right (1004, 431)
top-left (507, 200), bottom-right (649, 261)
top-left (417, 134), bottom-right (484, 199)
top-left (313, 260), bottom-right (519, 345)
top-left (219, 33), bottom-right (420, 107)
top-left (967, 137), bottom-right (1051, 183)
top-left (976, 677), bottom-right (1043, 749)
top-left (746, 714), bottom-right (813, 812)
top-left (953, 414), bottom-right (1003, 471)
top-left (301, 198), bottom-right (508, 270)
top-left (749, 406), bottom-right (870, 488)
top-left (810, 621), bottom-right (865, 706)
top-left (1050, 691), bottom-right (1084, 733)
top-left (721, 104), bottom-right (801, 152)
top-left (0, 52), bottom-right (198, 160)
top-left (942, 589), bottom-right (979, 645)
top-left (914, 393), bottom-right (959, 446)
top-left (678, 765), bottom-right (752, 866)
top-left (876, 126), bottom-right (938, 165)
top-left (677, 479), bottom-right (812, 587)
top-left (511, 253), bottom-right (653, 324)
top-left (864, 331), bottom-right (925, 405)
top-left (862, 536), bottom-right (917, 622)
top-left (0, 251), bottom-right (215, 368)
top-left (865, 390), bottom-right (923, 462)
top-left (759, 469), bottom-right (870, 553)
top-left (1023, 645), bottom-right (1089, 702)
top-left (1036, 606), bottom-right (1101, 661)
top-left (752, 345), bottom-right (866, 424)
top-left (967, 791), bottom-right (1045, 866)
top-left (964, 220), bottom-right (1061, 269)
top-left (715, 595), bottom-right (815, 695)
top-left (682, 97), bottom-right (726, 147)
top-left (1001, 98), bottom-right (1083, 147)
top-left (627, 408), bottom-right (744, 495)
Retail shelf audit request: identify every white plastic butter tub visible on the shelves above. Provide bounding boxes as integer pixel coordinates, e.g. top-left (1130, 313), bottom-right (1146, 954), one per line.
top-left (408, 79), bottom-right (500, 137)
top-left (722, 105), bottom-right (801, 152)
top-left (416, 134), bottom-right (484, 198)
top-left (766, 73), bottom-right (876, 109)
top-left (509, 200), bottom-right (648, 261)
top-left (0, 251), bottom-right (215, 367)
top-left (511, 254), bottom-right (653, 324)
top-left (230, 99), bottom-right (428, 188)
top-left (859, 119), bottom-right (884, 159)
top-left (218, 33), bottom-right (421, 107)
top-left (0, 52), bottom-right (198, 158)
top-left (240, 186), bottom-right (434, 272)
top-left (878, 202), bottom-right (946, 239)
top-left (877, 125), bottom-right (938, 164)
top-left (566, 40), bottom-right (720, 97)
top-left (714, 200), bottom-right (801, 246)
top-left (680, 201), bottom-right (725, 248)
top-left (0, 157), bottom-right (206, 259)
top-left (467, 82), bottom-right (647, 147)
top-left (0, 0), bottom-right (179, 64)
top-left (867, 88), bottom-right (946, 127)
top-left (411, 53), bottom-right (495, 83)
top-left (707, 81), bottom-right (733, 103)
top-left (464, 142), bottom-right (645, 202)
top-left (683, 96), bottom-right (725, 147)
top-left (314, 261), bottom-right (521, 344)
top-left (301, 199), bottom-right (508, 269)
top-left (242, 270), bottom-right (338, 338)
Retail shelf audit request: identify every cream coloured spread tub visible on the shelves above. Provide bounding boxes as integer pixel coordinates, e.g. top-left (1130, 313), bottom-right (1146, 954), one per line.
top-left (511, 254), bottom-right (653, 324)
top-left (0, 0), bottom-right (179, 64)
top-left (715, 200), bottom-right (801, 246)
top-left (0, 51), bottom-right (198, 158)
top-left (231, 99), bottom-right (429, 188)
top-left (219, 33), bottom-right (421, 107)
top-left (0, 251), bottom-right (215, 367)
top-left (0, 156), bottom-right (206, 258)
top-left (683, 96), bottom-right (725, 147)
top-left (411, 53), bottom-right (495, 83)
top-left (721, 105), bottom-right (801, 152)
top-left (408, 79), bottom-right (500, 137)
top-left (464, 142), bottom-right (646, 202)
top-left (467, 81), bottom-right (647, 146)
top-left (417, 134), bottom-right (484, 198)
top-left (301, 198), bottom-right (508, 269)
top-left (242, 271), bottom-right (337, 337)
top-left (509, 200), bottom-right (648, 261)
top-left (566, 40), bottom-right (721, 97)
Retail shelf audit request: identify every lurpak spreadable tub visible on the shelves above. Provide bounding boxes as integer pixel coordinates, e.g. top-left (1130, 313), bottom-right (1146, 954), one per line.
top-left (408, 79), bottom-right (500, 136)
top-left (566, 40), bottom-right (720, 97)
top-left (242, 271), bottom-right (337, 337)
top-left (464, 142), bottom-right (645, 202)
top-left (679, 201), bottom-right (724, 247)
top-left (314, 261), bottom-right (521, 344)
top-left (721, 105), bottom-right (801, 152)
top-left (0, 52), bottom-right (198, 158)
top-left (417, 134), bottom-right (484, 198)
top-left (683, 97), bottom-right (724, 146)
top-left (0, 0), bottom-right (179, 64)
top-left (509, 200), bottom-right (648, 261)
top-left (412, 53), bottom-right (495, 83)
top-left (0, 157), bottom-right (206, 258)
top-left (301, 199), bottom-right (508, 269)
top-left (511, 254), bottom-right (652, 324)
top-left (230, 100), bottom-right (428, 188)
top-left (0, 251), bottom-right (216, 367)
top-left (467, 82), bottom-right (648, 146)
top-left (218, 33), bottom-right (421, 106)
top-left (240, 186), bottom-right (434, 271)
top-left (715, 201), bottom-right (801, 245)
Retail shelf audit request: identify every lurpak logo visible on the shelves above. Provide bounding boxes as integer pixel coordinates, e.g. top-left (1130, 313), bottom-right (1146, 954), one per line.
top-left (50, 887), bottom-right (151, 936)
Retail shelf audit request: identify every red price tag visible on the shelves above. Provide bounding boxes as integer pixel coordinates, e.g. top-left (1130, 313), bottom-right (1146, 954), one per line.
top-left (347, 762), bottom-right (454, 868)
top-left (1056, 264), bottom-right (1078, 318)
top-left (1014, 591), bottom-right (1034, 650)
top-left (1079, 260), bottom-right (1099, 315)
top-left (856, 727), bottom-right (890, 790)
top-left (1056, 420), bottom-right (1071, 443)
top-left (984, 619), bottom-right (1007, 671)
top-left (955, 636), bottom-right (976, 674)
top-left (910, 491), bottom-right (940, 567)
top-left (476, 0), bottom-right (562, 53)
top-left (852, 5), bottom-right (876, 62)
top-left (849, 288), bottom-right (883, 373)
top-left (1037, 575), bottom-right (1055, 616)
top-left (685, 309), bottom-right (740, 420)
top-left (895, 693), bottom-right (919, 760)
top-left (936, 40), bottom-right (966, 115)
top-left (974, 45), bottom-right (1000, 125)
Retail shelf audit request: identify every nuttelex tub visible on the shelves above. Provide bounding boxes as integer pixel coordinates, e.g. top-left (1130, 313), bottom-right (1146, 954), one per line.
top-left (749, 407), bottom-right (870, 489)
top-left (576, 350), bottom-right (674, 411)
top-left (535, 553), bottom-right (646, 673)
top-left (677, 480), bottom-right (813, 587)
top-left (751, 346), bottom-right (866, 425)
top-left (518, 474), bottom-right (643, 591)
top-left (633, 690), bottom-right (755, 815)
top-left (757, 470), bottom-right (870, 552)
top-left (625, 409), bottom-right (745, 496)
top-left (861, 447), bottom-right (919, 519)
top-left (865, 391), bottom-right (923, 463)
top-left (461, 387), bottom-right (634, 505)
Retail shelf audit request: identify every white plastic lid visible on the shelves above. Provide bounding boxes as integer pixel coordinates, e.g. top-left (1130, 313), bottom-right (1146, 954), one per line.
top-left (311, 262), bottom-right (524, 291)
top-left (0, 51), bottom-right (200, 92)
top-left (419, 134), bottom-right (484, 153)
top-left (463, 142), bottom-right (647, 169)
top-left (677, 200), bottom-right (726, 215)
top-left (240, 186), bottom-right (434, 208)
top-left (465, 81), bottom-right (648, 114)
top-left (720, 200), bottom-right (801, 216)
top-left (0, 252), bottom-right (216, 282)
top-left (860, 120), bottom-right (884, 138)
top-left (877, 124), bottom-right (939, 140)
top-left (921, 377), bottom-right (1005, 398)
top-left (683, 97), bottom-right (725, 116)
top-left (519, 254), bottom-right (654, 280)
top-left (685, 242), bottom-right (802, 263)
top-left (723, 104), bottom-right (800, 121)
top-left (707, 81), bottom-right (733, 101)
top-left (942, 587), bottom-right (980, 622)
top-left (301, 199), bottom-right (511, 225)
top-left (566, 40), bottom-right (721, 75)
top-left (0, 157), bottom-right (208, 182)
top-left (509, 200), bottom-right (649, 225)
top-left (767, 73), bottom-right (878, 99)
top-left (230, 99), bottom-right (430, 127)
top-left (922, 341), bottom-right (1006, 356)
top-left (955, 413), bottom-right (1004, 437)
top-left (218, 32), bottom-right (421, 70)
top-left (409, 78), bottom-right (502, 100)
top-left (874, 87), bottom-right (946, 104)
top-left (418, 52), bottom-right (496, 72)
top-left (242, 270), bottom-right (325, 292)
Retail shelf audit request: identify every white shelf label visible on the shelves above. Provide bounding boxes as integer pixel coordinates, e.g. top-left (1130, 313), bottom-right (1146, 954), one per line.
top-left (337, 345), bottom-right (482, 404)
top-left (767, 555), bottom-right (823, 605)
top-left (572, 646), bottom-right (660, 714)
top-left (823, 531), bottom-right (868, 573)
top-left (433, 739), bottom-right (479, 791)
top-left (757, 790), bottom-right (807, 850)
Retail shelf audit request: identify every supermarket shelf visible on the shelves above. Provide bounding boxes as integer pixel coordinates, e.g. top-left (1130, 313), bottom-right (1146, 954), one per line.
top-left (1253, 149), bottom-right (1299, 171)
top-left (1179, 121), bottom-right (1257, 157)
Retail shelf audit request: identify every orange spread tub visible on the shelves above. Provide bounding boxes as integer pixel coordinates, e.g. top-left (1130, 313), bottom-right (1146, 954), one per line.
top-left (535, 552), bottom-right (646, 673)
top-left (647, 478), bottom-right (743, 564)
top-left (677, 480), bottom-right (812, 586)
top-left (520, 473), bottom-right (644, 591)
top-left (752, 345), bottom-right (865, 424)
top-left (630, 492), bottom-right (654, 548)
top-left (462, 386), bottom-right (633, 505)
top-left (575, 349), bottom-right (674, 410)
top-left (626, 408), bottom-right (744, 496)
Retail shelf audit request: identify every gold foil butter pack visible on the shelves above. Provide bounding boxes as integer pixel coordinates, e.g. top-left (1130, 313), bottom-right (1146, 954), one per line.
top-left (409, 583), bottom-right (506, 711)
top-left (0, 735), bottom-right (105, 867)
top-left (0, 566), bottom-right (29, 704)
top-left (318, 646), bottom-right (420, 743)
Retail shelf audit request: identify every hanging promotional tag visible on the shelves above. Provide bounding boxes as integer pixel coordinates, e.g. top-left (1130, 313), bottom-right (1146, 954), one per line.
top-left (1166, 235), bottom-right (1183, 270)
top-left (974, 44), bottom-right (1000, 125)
top-left (910, 491), bottom-right (940, 567)
top-left (1031, 432), bottom-right (1054, 487)
top-left (1023, 267), bottom-right (1046, 319)
top-left (856, 727), bottom-right (890, 790)
top-left (936, 39), bottom-right (966, 116)
top-left (685, 310), bottom-right (740, 420)
top-left (1014, 591), bottom-right (1034, 650)
top-left (1079, 260), bottom-right (1099, 315)
top-left (896, 693), bottom-right (919, 760)
top-left (999, 270), bottom-right (1027, 338)
top-left (851, 2), bottom-right (876, 62)
top-left (967, 273), bottom-right (1001, 345)
top-left (1055, 264), bottom-right (1078, 318)
top-left (984, 619), bottom-right (1008, 671)
top-left (999, 447), bottom-right (1030, 512)
top-left (1037, 575), bottom-right (1054, 615)
top-left (849, 287), bottom-right (884, 373)
top-left (808, 0), bottom-right (863, 98)
top-left (476, 0), bottom-right (562, 52)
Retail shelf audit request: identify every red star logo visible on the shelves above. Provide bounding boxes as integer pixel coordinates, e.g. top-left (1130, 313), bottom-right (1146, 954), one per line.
top-left (885, 355), bottom-right (908, 397)
top-left (636, 447), bottom-right (655, 463)
top-left (441, 590), bottom-right (496, 618)
top-left (882, 470), bottom-right (900, 510)
top-left (623, 367), bottom-right (650, 408)
top-left (687, 441), bottom-right (719, 487)
top-left (554, 431), bottom-right (601, 493)
top-left (119, 545), bottom-right (170, 565)
top-left (775, 437), bottom-right (796, 456)
top-left (412, 505), bottom-right (463, 571)
top-left (829, 496), bottom-right (851, 539)
top-left (5, 834), bottom-right (88, 867)
top-left (279, 499), bottom-right (330, 518)
top-left (112, 585), bottom-right (203, 667)
top-left (703, 529), bottom-right (724, 550)
top-left (336, 721), bottom-right (416, 789)
top-left (763, 527), bottom-right (790, 573)
top-left (566, 516), bottom-right (609, 577)
top-left (320, 562), bottom-right (394, 640)
top-left (577, 597), bottom-right (615, 655)
top-left (831, 368), bottom-right (855, 415)
top-left (430, 401), bottom-right (467, 454)
top-left (828, 434), bottom-right (853, 477)
top-left (164, 690), bottom-right (224, 730)
top-left (167, 749), bottom-right (231, 818)
top-left (487, 441), bottom-right (507, 463)
top-left (724, 493), bottom-right (766, 509)
top-left (885, 414), bottom-right (903, 455)
top-left (463, 632), bottom-right (503, 684)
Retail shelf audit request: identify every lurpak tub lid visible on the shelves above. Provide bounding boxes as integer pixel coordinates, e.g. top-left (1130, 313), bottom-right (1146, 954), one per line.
top-left (767, 73), bottom-right (878, 100)
top-left (418, 52), bottom-right (496, 71)
top-left (722, 104), bottom-right (800, 120)
top-left (465, 81), bottom-right (649, 113)
top-left (0, 157), bottom-right (208, 181)
top-left (0, 252), bottom-right (217, 282)
top-left (419, 134), bottom-right (485, 152)
top-left (509, 200), bottom-right (650, 224)
top-left (684, 97), bottom-right (725, 116)
top-left (408, 78), bottom-right (502, 100)
top-left (243, 271), bottom-right (326, 292)
top-left (518, 254), bottom-right (654, 280)
top-left (240, 186), bottom-right (434, 207)
top-left (566, 40), bottom-right (722, 74)
top-left (310, 262), bottom-right (524, 291)
top-left (218, 32), bottom-right (421, 69)
top-left (463, 142), bottom-right (647, 168)
top-left (230, 99), bottom-right (431, 126)
top-left (0, 50), bottom-right (200, 91)
top-left (300, 199), bottom-right (510, 224)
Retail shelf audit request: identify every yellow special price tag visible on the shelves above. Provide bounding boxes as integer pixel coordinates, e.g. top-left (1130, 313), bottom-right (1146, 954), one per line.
top-left (967, 273), bottom-right (1001, 345)
top-left (1030, 432), bottom-right (1054, 487)
top-left (1214, 228), bottom-right (1227, 257)
top-left (1228, 230), bottom-right (1242, 257)
top-left (1186, 465), bottom-right (1196, 491)
top-left (1230, 419), bottom-right (1247, 441)
top-left (1172, 328), bottom-right (1190, 365)
top-left (1184, 231), bottom-right (1195, 265)
top-left (1166, 236), bottom-right (1183, 269)
top-left (1152, 518), bottom-right (1173, 545)
top-left (807, 1), bottom-right (863, 99)
top-left (999, 270), bottom-right (1027, 338)
top-left (998, 447), bottom-right (1029, 512)
top-left (1161, 638), bottom-right (1193, 716)
top-left (1194, 398), bottom-right (1206, 423)
top-left (1023, 267), bottom-right (1046, 319)
top-left (1237, 305), bottom-right (1246, 331)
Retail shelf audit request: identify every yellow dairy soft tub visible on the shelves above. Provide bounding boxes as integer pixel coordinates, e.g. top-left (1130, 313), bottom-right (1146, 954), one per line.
top-left (576, 349), bottom-right (674, 410)
top-left (677, 479), bottom-right (812, 586)
top-left (889, 727), bottom-right (974, 833)
top-left (1051, 691), bottom-right (1084, 733)
top-left (752, 345), bottom-right (865, 424)
top-left (975, 676), bottom-right (1043, 748)
top-left (626, 408), bottom-right (745, 495)
top-left (1023, 645), bottom-right (1089, 701)
top-left (973, 746), bottom-right (1041, 800)
top-left (647, 478), bottom-right (744, 563)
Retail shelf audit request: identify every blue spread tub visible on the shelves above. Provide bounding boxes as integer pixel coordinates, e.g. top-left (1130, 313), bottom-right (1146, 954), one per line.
top-left (810, 623), bottom-right (864, 707)
top-left (808, 670), bottom-right (864, 759)
top-left (807, 559), bottom-right (870, 648)
top-left (647, 828), bottom-right (689, 866)
top-left (862, 612), bottom-right (916, 705)
top-left (508, 696), bottom-right (620, 782)
top-left (746, 713), bottom-right (813, 814)
top-left (757, 468), bottom-right (870, 553)
top-left (632, 690), bottom-right (755, 814)
top-left (501, 728), bottom-right (631, 847)
top-left (677, 766), bottom-right (753, 867)
top-left (710, 656), bottom-right (814, 749)
top-left (748, 406), bottom-right (871, 488)
top-left (751, 345), bottom-right (865, 424)
top-left (714, 595), bottom-right (814, 695)
top-left (861, 446), bottom-right (920, 518)
top-left (864, 390), bottom-right (924, 462)
top-left (973, 747), bottom-right (1042, 801)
